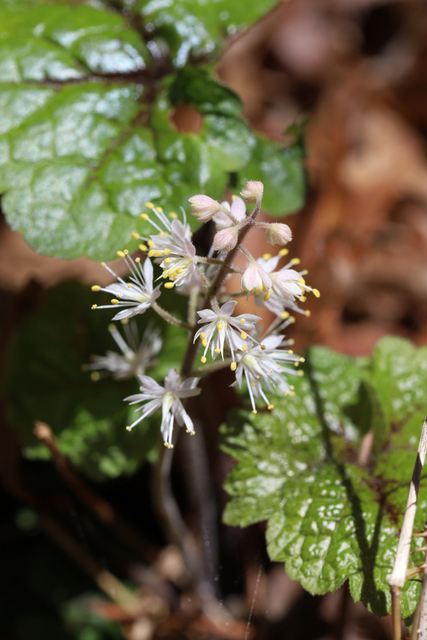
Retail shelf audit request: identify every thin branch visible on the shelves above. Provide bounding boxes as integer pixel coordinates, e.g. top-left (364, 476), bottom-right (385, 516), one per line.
top-left (34, 421), bottom-right (157, 562)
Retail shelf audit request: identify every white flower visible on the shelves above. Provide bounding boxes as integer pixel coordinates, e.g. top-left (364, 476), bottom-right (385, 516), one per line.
top-left (125, 369), bottom-right (201, 448)
top-left (86, 321), bottom-right (162, 380)
top-left (257, 254), bottom-right (320, 302)
top-left (91, 255), bottom-right (161, 321)
top-left (256, 291), bottom-right (307, 319)
top-left (138, 206), bottom-right (199, 289)
top-left (232, 336), bottom-right (303, 413)
top-left (213, 196), bottom-right (246, 230)
top-left (194, 300), bottom-right (261, 363)
top-left (241, 259), bottom-right (272, 295)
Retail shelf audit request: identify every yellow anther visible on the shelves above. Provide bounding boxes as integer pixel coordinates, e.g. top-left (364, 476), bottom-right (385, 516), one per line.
top-left (268, 404), bottom-right (274, 411)
top-left (200, 332), bottom-right (206, 339)
top-left (176, 268), bottom-right (183, 274)
top-left (155, 206), bottom-right (163, 213)
top-left (291, 258), bottom-right (301, 265)
top-left (231, 362), bottom-right (237, 371)
top-left (300, 357), bottom-right (305, 363)
top-left (261, 345), bottom-right (266, 350)
top-left (101, 262), bottom-right (106, 267)
top-left (131, 232), bottom-right (139, 239)
top-left (163, 248), bottom-right (171, 255)
top-left (263, 291), bottom-right (271, 301)
top-left (117, 251), bottom-right (125, 258)
top-left (280, 311), bottom-right (290, 320)
top-left (290, 385), bottom-right (295, 390)
top-left (240, 318), bottom-right (245, 324)
top-left (111, 299), bottom-right (119, 305)
top-left (201, 356), bottom-right (207, 364)
top-left (294, 362), bottom-right (299, 367)
top-left (127, 283), bottom-right (132, 288)
top-left (252, 381), bottom-right (256, 386)
top-left (288, 350), bottom-right (293, 354)
top-left (313, 289), bottom-right (320, 298)
top-left (154, 250), bottom-right (162, 257)
top-left (108, 324), bottom-right (116, 332)
top-left (135, 257), bottom-right (141, 263)
top-left (124, 249), bottom-right (129, 255)
top-left (145, 202), bottom-right (154, 209)
top-left (214, 348), bottom-right (221, 354)
top-left (147, 240), bottom-right (155, 247)
top-left (252, 410), bottom-right (258, 414)
top-left (139, 243), bottom-right (148, 251)
top-left (121, 318), bottom-right (129, 325)
top-left (279, 248), bottom-right (288, 256)
top-left (288, 338), bottom-right (295, 345)
top-left (202, 339), bottom-right (208, 347)
top-left (164, 257), bottom-right (172, 264)
top-left (126, 426), bottom-right (131, 431)
top-left (241, 331), bottom-right (247, 340)
top-left (91, 304), bottom-right (97, 310)
top-left (148, 250), bottom-right (156, 258)
top-left (305, 310), bottom-right (311, 317)
top-left (242, 345), bottom-right (248, 352)
top-left (91, 285), bottom-right (101, 292)
top-left (289, 316), bottom-right (296, 323)
top-left (217, 323), bottom-right (224, 330)
top-left (164, 282), bottom-right (174, 289)
top-left (231, 194), bottom-right (237, 200)
top-left (256, 375), bottom-right (260, 379)
top-left (90, 372), bottom-right (100, 382)
top-left (298, 278), bottom-right (305, 284)
top-left (277, 365), bottom-right (282, 370)
top-left (169, 212), bottom-right (178, 219)
top-left (159, 232), bottom-right (165, 236)
top-left (269, 368), bottom-right (273, 373)
top-left (300, 296), bottom-right (307, 302)
top-left (262, 253), bottom-right (272, 261)
top-left (298, 370), bottom-right (304, 376)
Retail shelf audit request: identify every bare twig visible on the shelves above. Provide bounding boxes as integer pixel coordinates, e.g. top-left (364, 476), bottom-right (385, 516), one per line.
top-left (388, 414), bottom-right (427, 640)
top-left (34, 421), bottom-right (157, 562)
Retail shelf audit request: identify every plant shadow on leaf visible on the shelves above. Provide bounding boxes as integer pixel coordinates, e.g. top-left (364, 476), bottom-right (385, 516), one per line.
top-left (305, 357), bottom-right (388, 616)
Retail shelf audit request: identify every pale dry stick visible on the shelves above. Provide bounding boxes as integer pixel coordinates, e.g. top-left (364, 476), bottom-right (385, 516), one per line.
top-left (411, 523), bottom-right (427, 640)
top-left (388, 414), bottom-right (427, 640)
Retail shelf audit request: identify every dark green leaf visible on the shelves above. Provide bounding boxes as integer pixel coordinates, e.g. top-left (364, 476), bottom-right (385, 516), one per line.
top-left (3, 280), bottom-right (187, 480)
top-left (221, 338), bottom-right (427, 619)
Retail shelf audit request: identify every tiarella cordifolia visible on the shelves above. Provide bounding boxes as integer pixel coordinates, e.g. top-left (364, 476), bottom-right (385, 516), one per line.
top-left (89, 182), bottom-right (319, 445)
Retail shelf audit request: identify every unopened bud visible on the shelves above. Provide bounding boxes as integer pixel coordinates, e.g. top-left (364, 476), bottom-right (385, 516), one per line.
top-left (213, 226), bottom-right (239, 252)
top-left (265, 223), bottom-right (292, 246)
top-left (240, 181), bottom-right (264, 204)
top-left (188, 195), bottom-right (221, 222)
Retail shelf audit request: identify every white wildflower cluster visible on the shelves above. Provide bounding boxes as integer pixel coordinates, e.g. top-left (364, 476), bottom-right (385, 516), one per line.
top-left (89, 180), bottom-right (319, 446)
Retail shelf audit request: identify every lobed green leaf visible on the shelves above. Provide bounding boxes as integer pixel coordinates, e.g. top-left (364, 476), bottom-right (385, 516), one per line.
top-left (221, 337), bottom-right (427, 620)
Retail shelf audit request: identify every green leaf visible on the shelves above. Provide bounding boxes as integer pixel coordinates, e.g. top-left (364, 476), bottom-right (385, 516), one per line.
top-left (0, 2), bottom-right (305, 260)
top-left (134, 0), bottom-right (279, 67)
top-left (221, 338), bottom-right (427, 620)
top-left (2, 280), bottom-right (187, 481)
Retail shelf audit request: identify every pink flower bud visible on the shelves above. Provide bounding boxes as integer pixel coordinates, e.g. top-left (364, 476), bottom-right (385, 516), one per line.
top-left (188, 195), bottom-right (221, 222)
top-left (240, 181), bottom-right (264, 204)
top-left (213, 226), bottom-right (239, 252)
top-left (265, 223), bottom-right (292, 246)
